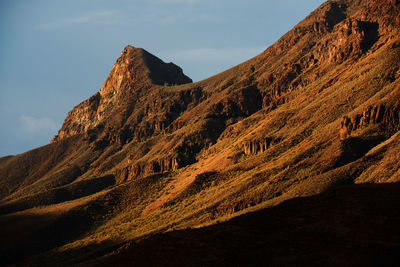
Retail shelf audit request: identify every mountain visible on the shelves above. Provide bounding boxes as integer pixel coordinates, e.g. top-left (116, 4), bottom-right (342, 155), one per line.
top-left (1, 0), bottom-right (400, 265)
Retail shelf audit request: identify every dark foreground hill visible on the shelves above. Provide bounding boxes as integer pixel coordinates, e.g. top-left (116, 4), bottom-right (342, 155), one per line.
top-left (85, 182), bottom-right (400, 267)
top-left (1, 0), bottom-right (400, 265)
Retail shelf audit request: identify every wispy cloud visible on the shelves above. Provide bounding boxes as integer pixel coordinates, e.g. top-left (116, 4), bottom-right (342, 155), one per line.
top-left (20, 115), bottom-right (59, 135)
top-left (36, 10), bottom-right (123, 30)
top-left (185, 13), bottom-right (226, 23)
top-left (167, 46), bottom-right (265, 63)
top-left (142, 14), bottom-right (177, 25)
top-left (141, 12), bottom-right (224, 26)
top-left (155, 0), bottom-right (198, 4)
top-left (158, 46), bottom-right (265, 81)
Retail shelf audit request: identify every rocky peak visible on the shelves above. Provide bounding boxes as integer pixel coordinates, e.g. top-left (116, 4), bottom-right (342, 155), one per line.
top-left (100, 46), bottom-right (192, 97)
top-left (52, 46), bottom-right (192, 143)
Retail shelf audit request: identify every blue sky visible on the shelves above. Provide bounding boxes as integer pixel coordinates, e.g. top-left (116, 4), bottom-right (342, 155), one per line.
top-left (0, 0), bottom-right (325, 156)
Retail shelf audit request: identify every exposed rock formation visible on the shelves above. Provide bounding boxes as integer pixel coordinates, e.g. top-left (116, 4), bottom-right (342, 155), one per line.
top-left (116, 156), bottom-right (180, 182)
top-left (209, 86), bottom-right (262, 118)
top-left (326, 19), bottom-right (378, 63)
top-left (52, 46), bottom-right (192, 143)
top-left (340, 102), bottom-right (400, 140)
top-left (243, 137), bottom-right (275, 155)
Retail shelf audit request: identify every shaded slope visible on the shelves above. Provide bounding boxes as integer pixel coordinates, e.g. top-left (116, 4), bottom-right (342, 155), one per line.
top-left (74, 182), bottom-right (400, 266)
top-left (0, 172), bottom-right (171, 265)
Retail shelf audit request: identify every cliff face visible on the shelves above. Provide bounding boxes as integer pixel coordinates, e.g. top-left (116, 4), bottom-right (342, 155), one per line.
top-left (1, 0), bottom-right (400, 264)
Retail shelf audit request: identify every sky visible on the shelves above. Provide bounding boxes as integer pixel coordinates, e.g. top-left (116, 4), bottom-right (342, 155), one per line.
top-left (0, 0), bottom-right (325, 156)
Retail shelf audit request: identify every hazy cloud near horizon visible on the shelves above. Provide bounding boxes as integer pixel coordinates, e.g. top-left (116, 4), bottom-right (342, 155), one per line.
top-left (166, 46), bottom-right (265, 62)
top-left (20, 116), bottom-right (60, 135)
top-left (35, 10), bottom-right (123, 31)
top-left (158, 46), bottom-right (265, 79)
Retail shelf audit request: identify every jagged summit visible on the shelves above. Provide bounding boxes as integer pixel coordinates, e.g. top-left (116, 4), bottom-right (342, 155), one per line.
top-left (136, 46), bottom-right (192, 86)
top-left (52, 46), bottom-right (192, 142)
top-left (101, 45), bottom-right (191, 97)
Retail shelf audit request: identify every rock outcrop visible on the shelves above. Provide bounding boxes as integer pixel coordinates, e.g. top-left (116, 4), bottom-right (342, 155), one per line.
top-left (115, 156), bottom-right (180, 182)
top-left (243, 137), bottom-right (275, 155)
top-left (340, 102), bottom-right (400, 140)
top-left (325, 19), bottom-right (378, 63)
top-left (52, 46), bottom-right (192, 143)
top-left (208, 86), bottom-right (262, 119)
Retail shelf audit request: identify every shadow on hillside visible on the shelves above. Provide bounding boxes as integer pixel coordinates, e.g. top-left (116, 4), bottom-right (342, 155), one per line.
top-left (0, 174), bottom-right (118, 266)
top-left (0, 175), bottom-right (116, 215)
top-left (89, 182), bottom-right (400, 267)
top-left (335, 136), bottom-right (385, 168)
top-left (0, 205), bottom-right (103, 265)
top-left (2, 180), bottom-right (400, 266)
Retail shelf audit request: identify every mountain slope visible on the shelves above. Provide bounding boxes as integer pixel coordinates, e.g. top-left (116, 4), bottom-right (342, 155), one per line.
top-left (86, 182), bottom-right (400, 267)
top-left (1, 0), bottom-right (400, 265)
